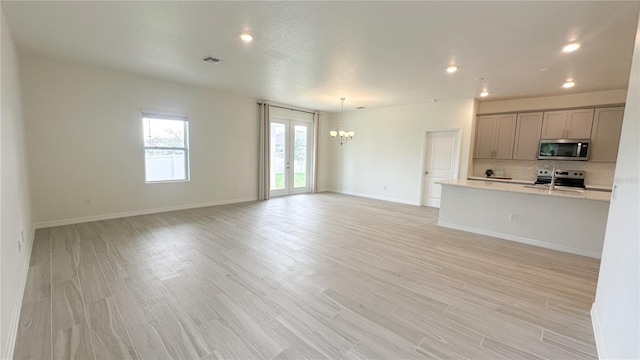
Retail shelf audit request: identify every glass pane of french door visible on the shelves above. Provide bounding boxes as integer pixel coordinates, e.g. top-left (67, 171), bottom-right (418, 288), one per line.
top-left (270, 122), bottom-right (286, 191)
top-left (293, 125), bottom-right (308, 188)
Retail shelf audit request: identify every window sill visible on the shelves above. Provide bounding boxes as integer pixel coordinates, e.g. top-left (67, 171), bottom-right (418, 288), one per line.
top-left (145, 179), bottom-right (190, 184)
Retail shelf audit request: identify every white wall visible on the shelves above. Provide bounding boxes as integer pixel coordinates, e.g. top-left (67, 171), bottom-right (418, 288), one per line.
top-left (323, 99), bottom-right (475, 204)
top-left (591, 13), bottom-right (640, 360)
top-left (477, 89), bottom-right (627, 114)
top-left (21, 56), bottom-right (260, 225)
top-left (0, 9), bottom-right (34, 359)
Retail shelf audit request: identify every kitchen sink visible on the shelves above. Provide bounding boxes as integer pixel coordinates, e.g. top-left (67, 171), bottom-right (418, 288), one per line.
top-left (523, 185), bottom-right (549, 190)
top-left (552, 186), bottom-right (585, 193)
top-left (523, 185), bottom-right (585, 193)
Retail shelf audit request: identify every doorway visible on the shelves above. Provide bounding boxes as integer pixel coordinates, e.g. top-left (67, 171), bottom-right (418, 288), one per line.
top-left (270, 119), bottom-right (312, 197)
top-left (421, 130), bottom-right (461, 208)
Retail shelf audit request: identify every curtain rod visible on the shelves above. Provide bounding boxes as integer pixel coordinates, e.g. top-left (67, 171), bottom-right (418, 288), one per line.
top-left (257, 102), bottom-right (316, 115)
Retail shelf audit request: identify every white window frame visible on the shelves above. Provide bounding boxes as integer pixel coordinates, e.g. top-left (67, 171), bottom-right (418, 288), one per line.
top-left (142, 111), bottom-right (190, 183)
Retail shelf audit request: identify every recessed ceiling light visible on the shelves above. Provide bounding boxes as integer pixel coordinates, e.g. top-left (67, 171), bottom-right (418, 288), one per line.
top-left (356, 106), bottom-right (366, 109)
top-left (539, 67), bottom-right (552, 72)
top-left (446, 66), bottom-right (458, 74)
top-left (240, 33), bottom-right (253, 42)
top-left (480, 90), bottom-right (489, 97)
top-left (202, 56), bottom-right (224, 64)
top-left (562, 43), bottom-right (580, 53)
top-left (562, 81), bottom-right (575, 88)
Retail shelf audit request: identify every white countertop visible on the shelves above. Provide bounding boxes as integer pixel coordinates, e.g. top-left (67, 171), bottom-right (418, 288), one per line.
top-left (466, 176), bottom-right (613, 191)
top-left (440, 179), bottom-right (611, 202)
top-left (467, 176), bottom-right (530, 184)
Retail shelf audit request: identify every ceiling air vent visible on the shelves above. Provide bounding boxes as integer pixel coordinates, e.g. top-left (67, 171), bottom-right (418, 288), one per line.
top-left (202, 56), bottom-right (224, 64)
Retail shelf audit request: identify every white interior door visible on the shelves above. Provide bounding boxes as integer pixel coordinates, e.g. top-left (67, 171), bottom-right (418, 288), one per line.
top-left (270, 119), bottom-right (312, 197)
top-left (422, 130), bottom-right (460, 208)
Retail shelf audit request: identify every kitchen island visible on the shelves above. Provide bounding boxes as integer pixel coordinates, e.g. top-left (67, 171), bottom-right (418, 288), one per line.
top-left (438, 179), bottom-right (610, 258)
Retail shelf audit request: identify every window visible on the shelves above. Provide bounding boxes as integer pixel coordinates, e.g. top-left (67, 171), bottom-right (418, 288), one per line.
top-left (142, 112), bottom-right (189, 182)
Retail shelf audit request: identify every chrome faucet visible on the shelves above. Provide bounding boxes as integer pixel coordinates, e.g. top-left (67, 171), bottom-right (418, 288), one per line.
top-left (549, 163), bottom-right (557, 191)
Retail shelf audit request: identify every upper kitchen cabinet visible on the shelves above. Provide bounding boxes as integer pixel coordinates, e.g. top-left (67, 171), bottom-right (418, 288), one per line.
top-left (513, 112), bottom-right (543, 160)
top-left (541, 109), bottom-right (594, 139)
top-left (567, 109), bottom-right (595, 138)
top-left (589, 107), bottom-right (625, 163)
top-left (541, 111), bottom-right (567, 139)
top-left (474, 114), bottom-right (517, 159)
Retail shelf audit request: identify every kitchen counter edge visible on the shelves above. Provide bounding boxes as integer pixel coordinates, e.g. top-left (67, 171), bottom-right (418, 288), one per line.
top-left (443, 179), bottom-right (611, 202)
top-left (466, 176), bottom-right (612, 191)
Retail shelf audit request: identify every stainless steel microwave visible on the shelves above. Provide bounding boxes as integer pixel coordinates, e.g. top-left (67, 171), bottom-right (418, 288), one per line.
top-left (538, 139), bottom-right (590, 161)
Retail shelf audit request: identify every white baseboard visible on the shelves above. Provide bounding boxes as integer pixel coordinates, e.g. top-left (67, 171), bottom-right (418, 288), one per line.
top-left (591, 304), bottom-right (606, 359)
top-left (329, 189), bottom-right (419, 206)
top-left (34, 196), bottom-right (258, 229)
top-left (3, 225), bottom-right (36, 360)
top-left (437, 221), bottom-right (601, 259)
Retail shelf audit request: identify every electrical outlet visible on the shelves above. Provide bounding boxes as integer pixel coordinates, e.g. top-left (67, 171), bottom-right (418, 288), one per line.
top-left (233, 186), bottom-right (238, 192)
top-left (383, 185), bottom-right (387, 190)
top-left (84, 198), bottom-right (91, 206)
top-left (509, 213), bottom-right (517, 221)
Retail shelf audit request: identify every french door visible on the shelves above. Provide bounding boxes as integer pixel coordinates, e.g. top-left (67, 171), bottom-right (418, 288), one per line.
top-left (270, 119), bottom-right (312, 197)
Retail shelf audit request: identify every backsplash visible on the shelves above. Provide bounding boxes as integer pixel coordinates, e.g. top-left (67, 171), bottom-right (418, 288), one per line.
top-left (473, 159), bottom-right (616, 187)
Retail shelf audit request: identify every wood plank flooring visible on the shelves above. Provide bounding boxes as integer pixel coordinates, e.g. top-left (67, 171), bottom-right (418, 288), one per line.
top-left (14, 193), bottom-right (600, 359)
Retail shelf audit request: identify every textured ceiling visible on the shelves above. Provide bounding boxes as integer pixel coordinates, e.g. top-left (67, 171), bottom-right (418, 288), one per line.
top-left (2, 1), bottom-right (639, 111)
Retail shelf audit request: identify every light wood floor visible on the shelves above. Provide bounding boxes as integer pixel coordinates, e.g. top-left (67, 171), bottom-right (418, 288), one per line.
top-left (14, 193), bottom-right (600, 359)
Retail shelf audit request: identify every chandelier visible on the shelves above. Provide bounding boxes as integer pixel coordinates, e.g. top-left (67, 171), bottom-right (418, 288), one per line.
top-left (329, 98), bottom-right (355, 146)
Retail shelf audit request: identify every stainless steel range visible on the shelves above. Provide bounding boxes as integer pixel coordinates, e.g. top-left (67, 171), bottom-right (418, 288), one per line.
top-left (534, 168), bottom-right (586, 189)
